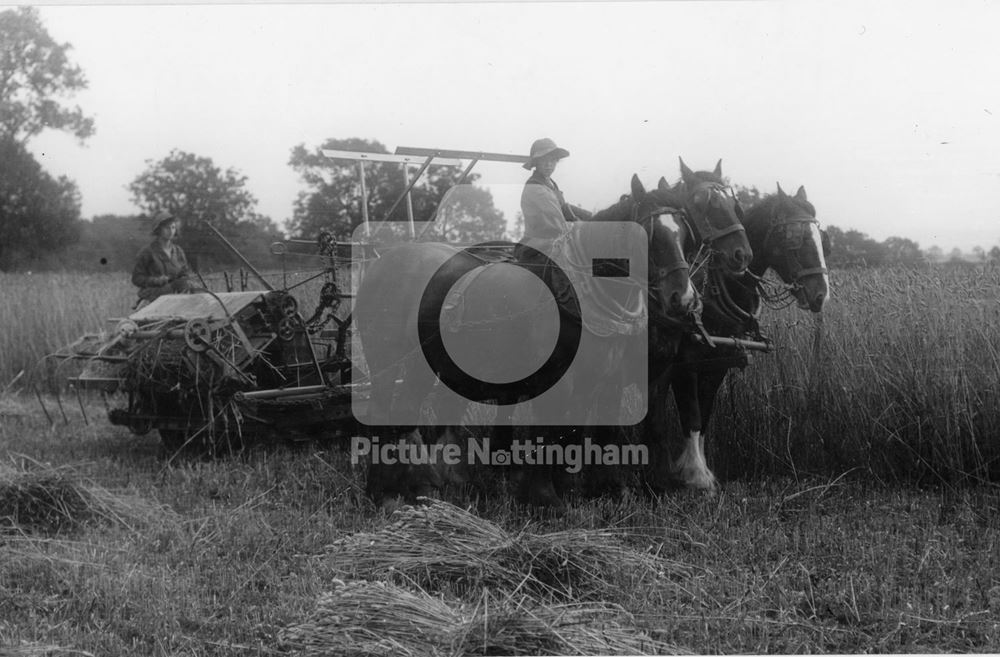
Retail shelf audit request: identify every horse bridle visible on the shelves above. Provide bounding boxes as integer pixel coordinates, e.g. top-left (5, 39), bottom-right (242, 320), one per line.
top-left (758, 211), bottom-right (829, 284)
top-left (679, 181), bottom-right (747, 248)
top-left (631, 199), bottom-right (690, 293)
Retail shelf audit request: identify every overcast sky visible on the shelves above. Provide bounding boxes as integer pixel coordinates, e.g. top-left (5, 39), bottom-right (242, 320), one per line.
top-left (24, 1), bottom-right (1000, 252)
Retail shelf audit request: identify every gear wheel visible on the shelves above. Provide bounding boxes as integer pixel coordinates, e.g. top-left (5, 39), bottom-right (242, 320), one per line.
top-left (184, 318), bottom-right (211, 352)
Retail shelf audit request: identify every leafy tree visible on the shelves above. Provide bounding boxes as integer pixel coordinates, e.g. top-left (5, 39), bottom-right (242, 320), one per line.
top-left (0, 7), bottom-right (94, 144)
top-left (988, 246), bottom-right (1000, 264)
top-left (421, 184), bottom-right (506, 244)
top-left (128, 150), bottom-right (282, 270)
top-left (288, 137), bottom-right (504, 242)
top-left (0, 138), bottom-right (80, 270)
top-left (734, 184), bottom-right (763, 209)
top-left (51, 214), bottom-right (147, 272)
top-left (823, 225), bottom-right (887, 268)
top-left (505, 210), bottom-right (525, 242)
top-left (883, 236), bottom-right (925, 267)
top-left (925, 245), bottom-right (944, 263)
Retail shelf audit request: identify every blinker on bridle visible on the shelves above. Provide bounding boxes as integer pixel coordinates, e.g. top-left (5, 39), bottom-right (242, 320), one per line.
top-left (682, 182), bottom-right (747, 245)
top-left (630, 201), bottom-right (689, 288)
top-left (760, 212), bottom-right (829, 283)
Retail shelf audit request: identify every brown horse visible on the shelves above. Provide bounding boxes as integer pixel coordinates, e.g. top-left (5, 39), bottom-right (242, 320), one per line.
top-left (355, 175), bottom-right (696, 505)
top-left (647, 183), bottom-right (829, 492)
top-left (674, 158), bottom-right (753, 276)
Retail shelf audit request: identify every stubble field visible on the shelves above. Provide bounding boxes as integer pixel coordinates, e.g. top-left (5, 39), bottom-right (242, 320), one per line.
top-left (1, 265), bottom-right (999, 655)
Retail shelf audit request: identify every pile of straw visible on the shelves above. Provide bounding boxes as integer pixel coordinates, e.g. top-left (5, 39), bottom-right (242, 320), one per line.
top-left (279, 579), bottom-right (680, 656)
top-left (325, 499), bottom-right (681, 599)
top-left (0, 459), bottom-right (175, 534)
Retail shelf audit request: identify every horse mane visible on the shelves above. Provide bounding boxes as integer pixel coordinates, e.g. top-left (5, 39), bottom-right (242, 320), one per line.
top-left (678, 169), bottom-right (725, 188)
top-left (743, 192), bottom-right (816, 231)
top-left (589, 195), bottom-right (634, 223)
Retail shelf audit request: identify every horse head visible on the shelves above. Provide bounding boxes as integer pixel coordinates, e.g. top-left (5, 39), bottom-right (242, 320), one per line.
top-left (671, 158), bottom-right (753, 276)
top-left (628, 174), bottom-right (697, 320)
top-left (744, 183), bottom-right (829, 312)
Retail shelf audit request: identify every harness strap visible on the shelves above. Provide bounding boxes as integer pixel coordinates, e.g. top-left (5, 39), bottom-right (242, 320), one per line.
top-left (795, 266), bottom-right (828, 278)
top-left (700, 222), bottom-right (746, 242)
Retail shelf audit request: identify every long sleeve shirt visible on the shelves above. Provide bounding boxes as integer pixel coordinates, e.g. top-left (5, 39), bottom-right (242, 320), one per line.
top-left (520, 172), bottom-right (590, 248)
top-left (132, 241), bottom-right (189, 289)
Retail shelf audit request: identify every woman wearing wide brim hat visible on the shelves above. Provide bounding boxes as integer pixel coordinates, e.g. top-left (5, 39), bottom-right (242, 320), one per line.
top-left (517, 138), bottom-right (591, 256)
top-left (131, 211), bottom-right (193, 304)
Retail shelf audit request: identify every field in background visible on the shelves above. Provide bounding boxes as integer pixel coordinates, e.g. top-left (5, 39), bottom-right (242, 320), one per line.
top-left (710, 265), bottom-right (1000, 484)
top-left (0, 263), bottom-right (332, 392)
top-left (2, 264), bottom-right (998, 484)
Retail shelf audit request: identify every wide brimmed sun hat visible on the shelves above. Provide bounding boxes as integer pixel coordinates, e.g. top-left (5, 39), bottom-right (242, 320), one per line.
top-left (150, 211), bottom-right (178, 235)
top-left (523, 138), bottom-right (570, 170)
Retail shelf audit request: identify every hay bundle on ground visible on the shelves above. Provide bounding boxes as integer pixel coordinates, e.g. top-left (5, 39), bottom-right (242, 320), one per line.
top-left (0, 459), bottom-right (175, 534)
top-left (326, 499), bottom-right (682, 599)
top-left (279, 579), bottom-right (681, 656)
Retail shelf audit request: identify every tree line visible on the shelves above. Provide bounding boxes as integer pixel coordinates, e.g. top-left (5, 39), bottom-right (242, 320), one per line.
top-left (2, 7), bottom-right (995, 275)
top-left (735, 187), bottom-right (1000, 269)
top-left (0, 8), bottom-right (505, 273)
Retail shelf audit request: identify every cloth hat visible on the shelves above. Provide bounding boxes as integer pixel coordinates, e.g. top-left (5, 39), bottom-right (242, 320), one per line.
top-left (150, 212), bottom-right (178, 235)
top-left (523, 138), bottom-right (570, 170)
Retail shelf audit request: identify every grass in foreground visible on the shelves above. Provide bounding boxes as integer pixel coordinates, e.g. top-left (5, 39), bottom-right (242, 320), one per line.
top-left (1, 406), bottom-right (999, 655)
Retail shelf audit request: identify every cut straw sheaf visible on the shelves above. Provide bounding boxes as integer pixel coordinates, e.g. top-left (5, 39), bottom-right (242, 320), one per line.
top-left (279, 579), bottom-right (683, 656)
top-left (0, 458), bottom-right (176, 534)
top-left (324, 498), bottom-right (690, 600)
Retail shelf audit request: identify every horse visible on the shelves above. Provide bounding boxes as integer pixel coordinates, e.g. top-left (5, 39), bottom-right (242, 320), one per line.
top-left (674, 157), bottom-right (753, 277)
top-left (510, 160), bottom-right (756, 506)
top-left (355, 174), bottom-right (696, 506)
top-left (646, 182), bottom-right (830, 493)
top-left (644, 158), bottom-right (754, 387)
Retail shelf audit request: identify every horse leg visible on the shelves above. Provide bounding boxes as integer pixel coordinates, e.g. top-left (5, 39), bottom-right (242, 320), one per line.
top-left (690, 365), bottom-right (729, 484)
top-left (365, 358), bottom-right (444, 504)
top-left (579, 382), bottom-right (630, 500)
top-left (642, 367), bottom-right (673, 495)
top-left (668, 366), bottom-right (718, 492)
top-left (424, 385), bottom-right (474, 493)
top-left (363, 361), bottom-right (401, 504)
top-left (513, 395), bottom-right (570, 510)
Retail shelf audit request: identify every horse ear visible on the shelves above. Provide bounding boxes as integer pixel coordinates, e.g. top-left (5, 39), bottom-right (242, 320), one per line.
top-left (679, 157), bottom-right (694, 182)
top-left (776, 182), bottom-right (786, 197)
top-left (713, 159), bottom-right (723, 177)
top-left (657, 176), bottom-right (670, 193)
top-left (795, 185), bottom-right (808, 202)
top-left (631, 173), bottom-right (646, 199)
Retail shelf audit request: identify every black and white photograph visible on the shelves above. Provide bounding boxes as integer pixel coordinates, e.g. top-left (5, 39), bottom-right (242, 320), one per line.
top-left (1, 1), bottom-right (999, 654)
